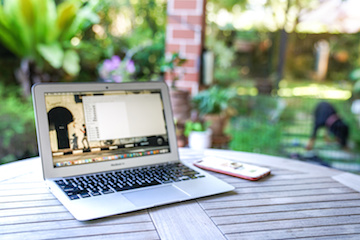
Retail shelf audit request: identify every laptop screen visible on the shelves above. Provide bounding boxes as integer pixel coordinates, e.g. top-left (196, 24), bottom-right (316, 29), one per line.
top-left (44, 89), bottom-right (170, 168)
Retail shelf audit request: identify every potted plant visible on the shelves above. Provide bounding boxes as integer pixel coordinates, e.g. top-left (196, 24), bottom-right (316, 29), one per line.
top-left (184, 119), bottom-right (212, 150)
top-left (192, 85), bottom-right (236, 136)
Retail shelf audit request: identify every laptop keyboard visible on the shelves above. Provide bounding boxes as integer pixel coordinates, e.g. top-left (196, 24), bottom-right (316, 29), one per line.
top-left (55, 162), bottom-right (205, 200)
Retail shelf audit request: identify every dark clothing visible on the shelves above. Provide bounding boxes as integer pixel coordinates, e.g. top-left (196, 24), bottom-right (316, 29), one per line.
top-left (312, 102), bottom-right (336, 138)
top-left (311, 102), bottom-right (349, 147)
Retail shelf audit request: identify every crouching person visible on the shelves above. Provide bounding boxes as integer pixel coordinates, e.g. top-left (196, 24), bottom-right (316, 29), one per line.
top-left (307, 101), bottom-right (349, 150)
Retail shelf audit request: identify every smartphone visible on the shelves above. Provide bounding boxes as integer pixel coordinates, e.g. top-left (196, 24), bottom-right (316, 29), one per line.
top-left (194, 156), bottom-right (271, 181)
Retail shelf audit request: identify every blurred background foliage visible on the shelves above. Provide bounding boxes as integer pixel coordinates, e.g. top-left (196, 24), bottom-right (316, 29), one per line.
top-left (0, 0), bottom-right (359, 164)
top-left (0, 83), bottom-right (37, 164)
top-left (0, 0), bottom-right (100, 96)
top-left (0, 0), bottom-right (168, 163)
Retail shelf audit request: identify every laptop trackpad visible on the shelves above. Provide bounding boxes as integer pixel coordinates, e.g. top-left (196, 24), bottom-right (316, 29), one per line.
top-left (123, 185), bottom-right (189, 207)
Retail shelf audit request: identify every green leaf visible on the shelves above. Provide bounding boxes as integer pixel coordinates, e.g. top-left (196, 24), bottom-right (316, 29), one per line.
top-left (63, 49), bottom-right (80, 76)
top-left (33, 0), bottom-right (56, 44)
top-left (354, 80), bottom-right (360, 93)
top-left (350, 69), bottom-right (360, 81)
top-left (43, 0), bottom-right (58, 42)
top-left (60, 0), bottom-right (100, 41)
top-left (192, 122), bottom-right (204, 132)
top-left (37, 43), bottom-right (64, 69)
top-left (184, 120), bottom-right (208, 137)
top-left (0, 23), bottom-right (22, 56)
top-left (56, 1), bottom-right (79, 41)
top-left (2, 0), bottom-right (33, 56)
top-left (19, 0), bottom-right (35, 26)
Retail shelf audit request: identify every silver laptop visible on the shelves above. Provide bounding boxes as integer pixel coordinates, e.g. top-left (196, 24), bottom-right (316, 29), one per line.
top-left (32, 81), bottom-right (234, 221)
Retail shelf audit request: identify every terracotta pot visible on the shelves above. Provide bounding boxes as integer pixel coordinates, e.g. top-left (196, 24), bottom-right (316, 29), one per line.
top-left (204, 114), bottom-right (228, 136)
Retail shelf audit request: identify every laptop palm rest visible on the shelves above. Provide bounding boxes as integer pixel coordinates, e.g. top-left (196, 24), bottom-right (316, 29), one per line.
top-left (123, 185), bottom-right (189, 207)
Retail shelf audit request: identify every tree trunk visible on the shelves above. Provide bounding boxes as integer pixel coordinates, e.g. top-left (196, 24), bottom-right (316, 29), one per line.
top-left (14, 59), bottom-right (44, 97)
top-left (275, 29), bottom-right (288, 89)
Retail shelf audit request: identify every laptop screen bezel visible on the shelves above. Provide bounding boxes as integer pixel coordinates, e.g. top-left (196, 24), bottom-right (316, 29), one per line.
top-left (32, 82), bottom-right (180, 179)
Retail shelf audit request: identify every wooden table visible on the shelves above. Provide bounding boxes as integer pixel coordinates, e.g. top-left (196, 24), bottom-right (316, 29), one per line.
top-left (1, 148), bottom-right (360, 239)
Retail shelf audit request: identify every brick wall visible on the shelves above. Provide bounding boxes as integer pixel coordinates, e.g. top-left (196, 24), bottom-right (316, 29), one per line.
top-left (165, 0), bottom-right (206, 95)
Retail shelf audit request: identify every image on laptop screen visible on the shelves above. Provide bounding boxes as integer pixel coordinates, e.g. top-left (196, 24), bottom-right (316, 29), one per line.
top-left (44, 89), bottom-right (170, 168)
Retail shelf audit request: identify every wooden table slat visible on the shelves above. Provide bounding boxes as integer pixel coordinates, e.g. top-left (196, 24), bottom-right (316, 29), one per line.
top-left (224, 176), bottom-right (337, 187)
top-left (333, 172), bottom-right (360, 192)
top-left (1, 212), bottom-right (153, 235)
top-left (200, 192), bottom-right (360, 209)
top-left (205, 199), bottom-right (360, 217)
top-left (62, 231), bottom-right (160, 240)
top-left (298, 235), bottom-right (360, 240)
top-left (0, 205), bottom-right (67, 218)
top-left (226, 223), bottom-right (360, 240)
top-left (0, 182), bottom-right (46, 190)
top-left (0, 199), bottom-right (61, 210)
top-left (0, 193), bottom-right (55, 203)
top-left (1, 222), bottom-right (157, 240)
top-left (0, 187), bottom-right (51, 196)
top-left (231, 182), bottom-right (345, 192)
top-left (149, 201), bottom-right (226, 240)
top-left (212, 207), bottom-right (360, 225)
top-left (200, 187), bottom-right (356, 204)
top-left (220, 215), bottom-right (360, 234)
top-left (0, 157), bottom-right (41, 183)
